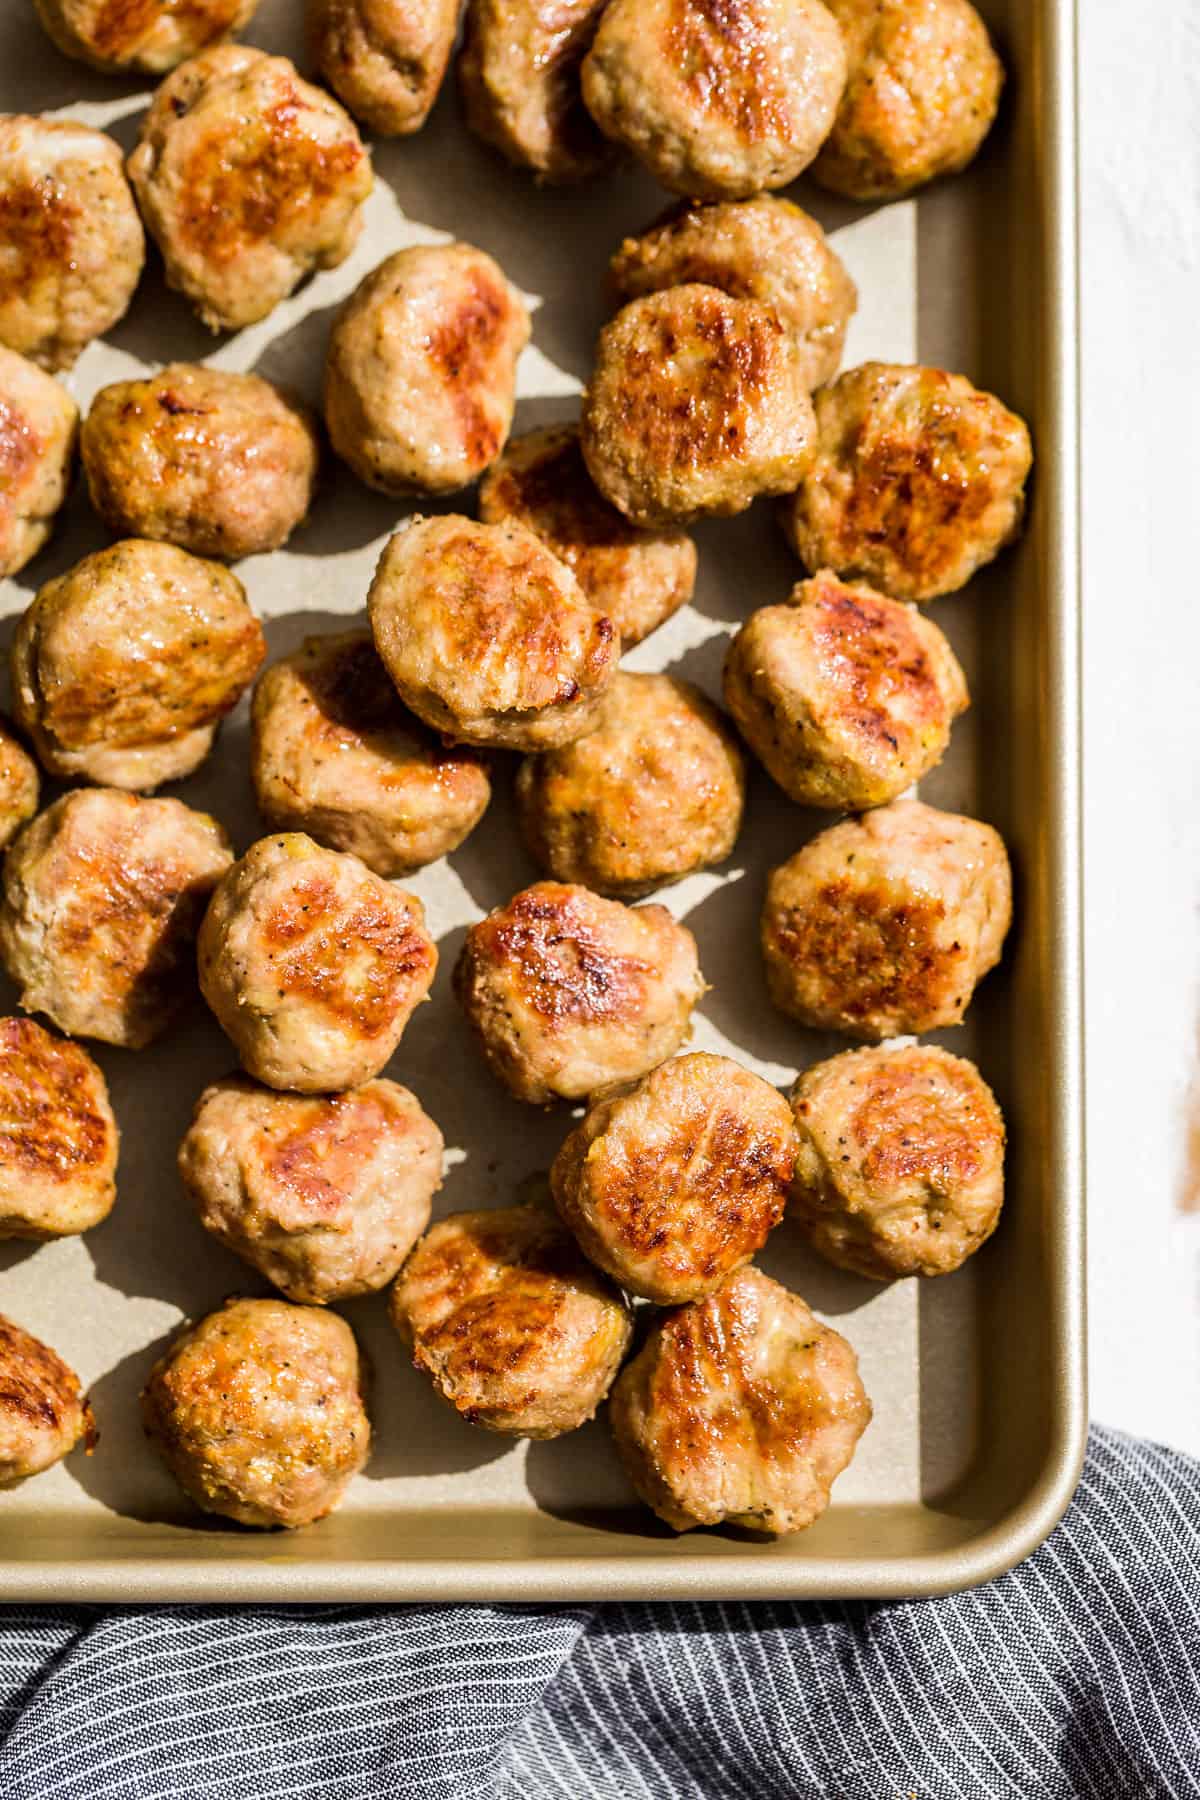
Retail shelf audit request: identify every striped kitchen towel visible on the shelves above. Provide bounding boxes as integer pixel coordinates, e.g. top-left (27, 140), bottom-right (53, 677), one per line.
top-left (0, 1425), bottom-right (1196, 1799)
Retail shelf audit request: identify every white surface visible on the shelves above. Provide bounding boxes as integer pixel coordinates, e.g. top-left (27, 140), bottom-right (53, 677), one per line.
top-left (1080, 0), bottom-right (1200, 1452)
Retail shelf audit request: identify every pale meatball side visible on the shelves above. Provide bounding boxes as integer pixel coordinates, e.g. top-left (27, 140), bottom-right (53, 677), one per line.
top-left (252, 631), bottom-right (491, 878)
top-left (581, 286), bottom-right (817, 527)
top-left (761, 798), bottom-right (1012, 1039)
top-left (723, 569), bottom-right (969, 809)
top-left (141, 1297), bottom-right (370, 1527)
top-left (0, 1017), bottom-right (118, 1240)
top-left (368, 515), bottom-right (618, 752)
top-left (581, 0), bottom-right (847, 199)
top-left (478, 426), bottom-right (697, 649)
top-left (607, 197), bottom-right (858, 392)
top-left (551, 1052), bottom-right (795, 1303)
top-left (458, 0), bottom-right (613, 183)
top-left (454, 882), bottom-right (705, 1105)
top-left (81, 365), bottom-right (319, 561)
top-left (609, 1266), bottom-right (872, 1535)
top-left (0, 789), bottom-right (233, 1049)
top-left (10, 538), bottom-right (266, 792)
top-left (390, 1205), bottom-right (632, 1438)
top-left (0, 717), bottom-right (39, 852)
top-left (812, 0), bottom-right (1004, 201)
top-left (33, 0), bottom-right (260, 73)
top-left (516, 671), bottom-right (746, 898)
top-left (198, 832), bottom-right (438, 1093)
top-left (0, 1315), bottom-right (94, 1485)
top-left (180, 1075), bottom-right (444, 1303)
top-left (0, 115), bottom-right (144, 371)
top-left (790, 1043), bottom-right (1005, 1279)
top-left (324, 244), bottom-right (530, 497)
top-left (127, 46), bottom-right (373, 333)
top-left (309, 0), bottom-right (459, 137)
top-left (0, 347), bottom-right (78, 578)
top-left (783, 363), bottom-right (1033, 602)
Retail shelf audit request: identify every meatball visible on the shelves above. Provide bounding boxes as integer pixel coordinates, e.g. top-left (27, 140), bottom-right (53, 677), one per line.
top-left (782, 363), bottom-right (1033, 603)
top-left (180, 1074), bottom-right (443, 1303)
top-left (198, 833), bottom-right (437, 1093)
top-left (722, 569), bottom-right (969, 809)
top-left (581, 0), bottom-right (847, 200)
top-left (141, 1296), bottom-right (370, 1527)
top-left (761, 798), bottom-right (1012, 1039)
top-left (790, 1043), bottom-right (1004, 1279)
top-left (812, 0), bottom-right (1003, 201)
top-left (0, 717), bottom-right (39, 852)
top-left (0, 347), bottom-right (78, 578)
top-left (33, 0), bottom-right (260, 73)
top-left (127, 46), bottom-right (372, 334)
top-left (390, 1204), bottom-right (632, 1438)
top-left (251, 631), bottom-right (491, 878)
top-left (0, 115), bottom-right (144, 371)
top-left (454, 882), bottom-right (705, 1105)
top-left (607, 197), bottom-right (857, 393)
top-left (368, 515), bottom-right (618, 752)
top-left (324, 244), bottom-right (530, 497)
top-left (0, 789), bottom-right (232, 1049)
top-left (81, 365), bottom-right (319, 561)
top-left (0, 1017), bottom-right (118, 1240)
top-left (458, 0), bottom-right (613, 183)
top-left (0, 1315), bottom-right (94, 1485)
top-left (309, 0), bottom-right (458, 137)
top-left (610, 1266), bottom-right (871, 1534)
top-left (516, 672), bottom-right (746, 898)
top-left (581, 286), bottom-right (816, 527)
top-left (551, 1052), bottom-right (795, 1302)
top-left (478, 426), bottom-right (696, 648)
top-left (10, 539), bottom-right (266, 792)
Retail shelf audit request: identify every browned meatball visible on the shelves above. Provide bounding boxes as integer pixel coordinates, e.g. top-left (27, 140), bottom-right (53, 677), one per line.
top-left (0, 1314), bottom-right (94, 1484)
top-left (516, 672), bottom-right (746, 898)
top-left (458, 0), bottom-right (613, 183)
top-left (551, 1052), bottom-right (795, 1302)
top-left (790, 1043), bottom-right (1004, 1278)
top-left (0, 116), bottom-right (144, 371)
top-left (368, 515), bottom-right (618, 752)
top-left (33, 0), bottom-right (260, 73)
top-left (390, 1204), bottom-right (632, 1438)
top-left (582, 0), bottom-right (847, 199)
top-left (722, 569), bottom-right (968, 809)
top-left (609, 1266), bottom-right (871, 1534)
top-left (309, 0), bottom-right (459, 137)
top-left (127, 46), bottom-right (373, 333)
top-left (0, 347), bottom-right (78, 578)
top-left (179, 1074), bottom-right (443, 1302)
top-left (454, 882), bottom-right (705, 1105)
top-left (324, 244), bottom-right (530, 497)
top-left (10, 539), bottom-right (266, 792)
top-left (581, 286), bottom-right (816, 526)
top-left (782, 363), bottom-right (1033, 603)
top-left (812, 0), bottom-right (1003, 201)
top-left (251, 631), bottom-right (491, 878)
top-left (0, 1017), bottom-right (118, 1240)
top-left (607, 197), bottom-right (857, 392)
top-left (0, 788), bottom-right (233, 1049)
top-left (81, 365), bottom-right (319, 561)
top-left (141, 1296), bottom-right (370, 1527)
top-left (198, 833), bottom-right (438, 1093)
top-left (478, 426), bottom-right (697, 648)
top-left (0, 717), bottom-right (39, 852)
top-left (761, 798), bottom-right (1012, 1039)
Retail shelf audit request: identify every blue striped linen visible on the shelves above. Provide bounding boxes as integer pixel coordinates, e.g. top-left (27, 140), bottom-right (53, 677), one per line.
top-left (0, 1425), bottom-right (1196, 1798)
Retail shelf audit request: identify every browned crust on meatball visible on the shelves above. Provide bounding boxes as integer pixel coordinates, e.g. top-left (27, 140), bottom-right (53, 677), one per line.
top-left (308, 0), bottom-right (459, 137)
top-left (0, 716), bottom-right (39, 853)
top-left (0, 1017), bottom-right (118, 1240)
top-left (0, 1314), bottom-right (95, 1484)
top-left (458, 0), bottom-right (614, 183)
top-left (34, 0), bottom-right (259, 73)
top-left (0, 347), bottom-right (79, 579)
